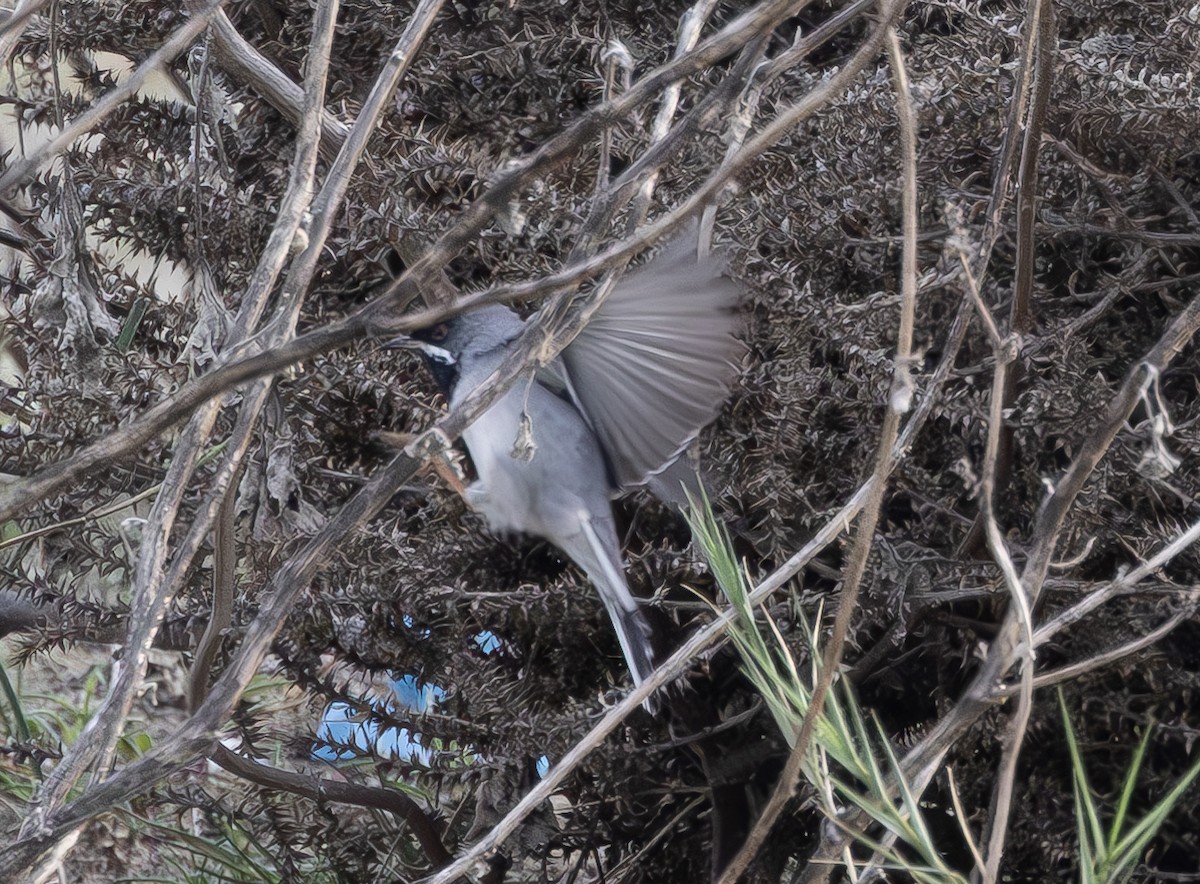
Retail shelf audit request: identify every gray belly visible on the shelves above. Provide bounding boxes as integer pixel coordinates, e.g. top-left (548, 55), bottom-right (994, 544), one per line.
top-left (459, 384), bottom-right (611, 540)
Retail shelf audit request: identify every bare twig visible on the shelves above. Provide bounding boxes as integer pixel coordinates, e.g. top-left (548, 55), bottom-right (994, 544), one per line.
top-left (201, 4), bottom-right (349, 161)
top-left (1034, 515), bottom-right (1200, 646)
top-left (947, 766), bottom-right (987, 873)
top-left (1031, 598), bottom-right (1200, 689)
top-left (592, 39), bottom-right (632, 199)
top-left (210, 744), bottom-right (452, 868)
top-left (717, 22), bottom-right (918, 882)
top-left (959, 0), bottom-right (1056, 557)
top-left (187, 458), bottom-right (239, 710)
top-left (967, 269), bottom-right (1034, 884)
top-left (626, 0), bottom-right (724, 226)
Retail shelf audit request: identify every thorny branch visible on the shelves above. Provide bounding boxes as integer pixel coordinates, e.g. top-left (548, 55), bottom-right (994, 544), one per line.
top-left (13, 0), bottom-right (343, 853)
top-left (4, 0), bottom-right (1199, 879)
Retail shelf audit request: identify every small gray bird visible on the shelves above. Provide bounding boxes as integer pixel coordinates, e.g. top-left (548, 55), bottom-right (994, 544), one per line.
top-left (388, 235), bottom-right (742, 701)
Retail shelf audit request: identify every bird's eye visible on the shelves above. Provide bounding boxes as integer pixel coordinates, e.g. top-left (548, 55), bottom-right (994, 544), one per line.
top-left (427, 323), bottom-right (449, 343)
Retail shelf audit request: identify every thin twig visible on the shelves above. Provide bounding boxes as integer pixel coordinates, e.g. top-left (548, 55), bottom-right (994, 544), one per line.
top-left (200, 4), bottom-right (349, 161)
top-left (187, 459), bottom-right (239, 710)
top-left (1032, 599), bottom-right (1200, 689)
top-left (210, 744), bottom-right (452, 868)
top-left (947, 766), bottom-right (987, 873)
top-left (974, 314), bottom-right (1033, 884)
top-left (717, 22), bottom-right (918, 882)
top-left (626, 0), bottom-right (723, 226)
top-left (1034, 515), bottom-right (1200, 646)
top-left (959, 0), bottom-right (1056, 557)
top-left (592, 39), bottom-right (631, 199)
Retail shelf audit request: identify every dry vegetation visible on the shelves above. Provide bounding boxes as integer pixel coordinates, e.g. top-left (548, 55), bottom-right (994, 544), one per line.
top-left (0, 0), bottom-right (1198, 881)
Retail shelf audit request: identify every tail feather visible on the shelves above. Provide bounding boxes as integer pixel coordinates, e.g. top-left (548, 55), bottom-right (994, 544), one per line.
top-left (608, 603), bottom-right (657, 687)
top-left (570, 511), bottom-right (660, 710)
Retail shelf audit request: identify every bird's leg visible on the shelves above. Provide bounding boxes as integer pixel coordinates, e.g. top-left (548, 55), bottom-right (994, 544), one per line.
top-left (370, 430), bottom-right (470, 499)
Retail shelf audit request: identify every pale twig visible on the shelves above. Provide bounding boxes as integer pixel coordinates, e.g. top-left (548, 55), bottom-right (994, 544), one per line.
top-left (592, 39), bottom-right (632, 199)
top-left (721, 20), bottom-right (919, 883)
top-left (758, 0), bottom-right (873, 82)
top-left (1034, 516), bottom-right (1200, 646)
top-left (947, 766), bottom-right (987, 872)
top-left (958, 23), bottom-right (1050, 850)
top-left (976, 338), bottom-right (1033, 884)
top-left (1032, 599), bottom-right (1200, 690)
top-left (626, 0), bottom-right (724, 226)
top-left (574, 34), bottom-right (769, 261)
top-left (201, 4), bottom-right (349, 161)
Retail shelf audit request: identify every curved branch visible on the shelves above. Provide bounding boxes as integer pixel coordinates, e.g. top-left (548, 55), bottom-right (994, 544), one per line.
top-left (211, 745), bottom-right (452, 869)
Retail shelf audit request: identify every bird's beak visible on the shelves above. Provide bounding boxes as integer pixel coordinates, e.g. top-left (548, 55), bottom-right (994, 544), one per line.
top-left (381, 335), bottom-right (455, 365)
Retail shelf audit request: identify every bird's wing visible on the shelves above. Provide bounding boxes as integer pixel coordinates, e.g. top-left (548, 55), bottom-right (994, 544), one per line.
top-left (561, 234), bottom-right (744, 489)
